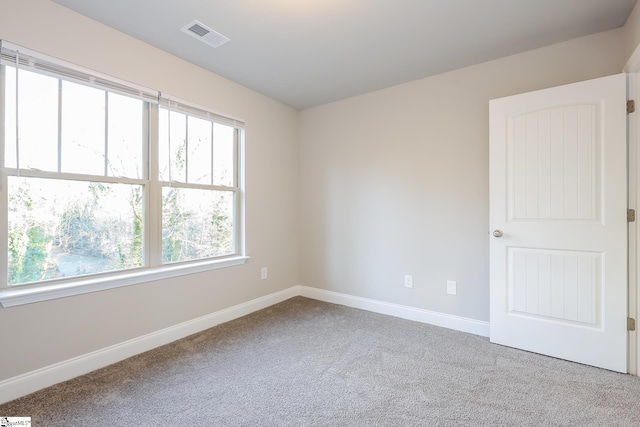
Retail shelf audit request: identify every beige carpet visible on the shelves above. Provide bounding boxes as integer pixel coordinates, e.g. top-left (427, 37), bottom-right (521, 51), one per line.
top-left (1, 296), bottom-right (640, 426)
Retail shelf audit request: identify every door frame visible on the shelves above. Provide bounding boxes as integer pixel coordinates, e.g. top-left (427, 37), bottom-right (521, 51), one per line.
top-left (624, 46), bottom-right (640, 375)
top-left (627, 72), bottom-right (637, 376)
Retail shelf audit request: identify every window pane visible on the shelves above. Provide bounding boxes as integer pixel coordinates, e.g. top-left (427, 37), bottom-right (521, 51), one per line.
top-left (4, 67), bottom-right (59, 171)
top-left (158, 109), bottom-right (186, 182)
top-left (107, 93), bottom-right (144, 179)
top-left (158, 108), bottom-right (169, 181)
top-left (213, 123), bottom-right (235, 187)
top-left (61, 81), bottom-right (105, 175)
top-left (7, 177), bottom-right (144, 286)
top-left (187, 116), bottom-right (212, 184)
top-left (162, 187), bottom-right (234, 263)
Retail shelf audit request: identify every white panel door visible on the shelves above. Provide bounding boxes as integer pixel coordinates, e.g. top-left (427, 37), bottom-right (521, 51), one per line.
top-left (489, 73), bottom-right (628, 372)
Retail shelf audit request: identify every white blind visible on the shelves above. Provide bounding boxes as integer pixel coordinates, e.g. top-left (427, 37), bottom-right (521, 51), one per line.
top-left (159, 95), bottom-right (245, 129)
top-left (0, 40), bottom-right (159, 104)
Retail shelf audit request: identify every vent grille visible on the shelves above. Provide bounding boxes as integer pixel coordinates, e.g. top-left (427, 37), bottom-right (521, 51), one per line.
top-left (188, 23), bottom-right (210, 37)
top-left (181, 20), bottom-right (229, 48)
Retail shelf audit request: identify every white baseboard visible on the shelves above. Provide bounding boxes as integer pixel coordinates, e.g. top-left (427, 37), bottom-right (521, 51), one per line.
top-left (0, 286), bottom-right (298, 405)
top-left (297, 286), bottom-right (490, 337)
top-left (0, 285), bottom-right (489, 405)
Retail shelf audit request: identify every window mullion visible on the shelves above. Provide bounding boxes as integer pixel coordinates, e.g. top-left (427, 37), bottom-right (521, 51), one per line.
top-left (0, 65), bottom-right (8, 289)
top-left (156, 180), bottom-right (236, 191)
top-left (57, 79), bottom-right (62, 173)
top-left (0, 169), bottom-right (7, 290)
top-left (233, 128), bottom-right (239, 187)
top-left (147, 103), bottom-right (162, 268)
top-left (184, 114), bottom-right (188, 183)
top-left (0, 64), bottom-right (5, 180)
top-left (104, 92), bottom-right (109, 176)
top-left (236, 129), bottom-right (245, 256)
top-left (233, 128), bottom-right (239, 252)
top-left (0, 169), bottom-right (147, 185)
top-left (210, 122), bottom-right (216, 185)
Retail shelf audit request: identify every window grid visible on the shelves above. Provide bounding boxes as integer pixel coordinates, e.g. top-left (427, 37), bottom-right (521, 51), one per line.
top-left (159, 107), bottom-right (238, 265)
top-left (0, 42), bottom-right (244, 289)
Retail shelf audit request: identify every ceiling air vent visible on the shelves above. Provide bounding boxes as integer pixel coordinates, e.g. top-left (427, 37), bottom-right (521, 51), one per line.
top-left (181, 20), bottom-right (230, 48)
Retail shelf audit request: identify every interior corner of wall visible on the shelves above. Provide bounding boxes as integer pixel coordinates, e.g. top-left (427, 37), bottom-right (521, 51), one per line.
top-left (623, 1), bottom-right (640, 71)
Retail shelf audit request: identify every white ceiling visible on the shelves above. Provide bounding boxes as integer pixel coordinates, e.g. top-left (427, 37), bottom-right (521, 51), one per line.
top-left (52, 0), bottom-right (637, 110)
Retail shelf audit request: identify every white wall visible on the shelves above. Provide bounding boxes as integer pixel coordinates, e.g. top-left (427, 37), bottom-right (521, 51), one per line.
top-left (298, 28), bottom-right (629, 322)
top-left (0, 0), bottom-right (299, 381)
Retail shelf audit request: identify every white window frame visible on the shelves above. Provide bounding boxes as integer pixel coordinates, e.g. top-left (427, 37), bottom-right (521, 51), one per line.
top-left (156, 96), bottom-right (244, 265)
top-left (0, 41), bottom-right (247, 307)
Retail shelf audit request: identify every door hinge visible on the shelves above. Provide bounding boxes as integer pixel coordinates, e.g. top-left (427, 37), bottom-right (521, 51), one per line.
top-left (628, 100), bottom-right (636, 114)
top-left (628, 209), bottom-right (636, 222)
top-left (629, 317), bottom-right (636, 332)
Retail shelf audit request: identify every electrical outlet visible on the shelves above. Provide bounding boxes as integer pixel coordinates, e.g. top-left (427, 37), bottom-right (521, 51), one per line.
top-left (404, 274), bottom-right (413, 288)
top-left (447, 280), bottom-right (457, 295)
top-left (261, 267), bottom-right (268, 280)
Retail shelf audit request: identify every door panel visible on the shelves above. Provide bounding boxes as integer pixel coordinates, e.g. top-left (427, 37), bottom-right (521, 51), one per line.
top-left (510, 105), bottom-right (598, 221)
top-left (508, 248), bottom-right (599, 324)
top-left (490, 73), bottom-right (627, 372)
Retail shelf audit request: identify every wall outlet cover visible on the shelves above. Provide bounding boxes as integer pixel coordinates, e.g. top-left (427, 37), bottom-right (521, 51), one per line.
top-left (447, 280), bottom-right (457, 295)
top-left (404, 274), bottom-right (413, 288)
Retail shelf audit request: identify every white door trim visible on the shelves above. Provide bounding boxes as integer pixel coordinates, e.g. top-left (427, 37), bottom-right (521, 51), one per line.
top-left (624, 45), bottom-right (640, 376)
top-left (627, 72), bottom-right (638, 376)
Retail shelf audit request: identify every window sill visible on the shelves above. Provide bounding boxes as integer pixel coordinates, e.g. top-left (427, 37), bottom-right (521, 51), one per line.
top-left (0, 256), bottom-right (250, 308)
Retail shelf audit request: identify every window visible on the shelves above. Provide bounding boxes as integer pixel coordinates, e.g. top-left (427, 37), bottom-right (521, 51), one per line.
top-left (158, 103), bottom-right (240, 264)
top-left (0, 41), bottom-right (245, 294)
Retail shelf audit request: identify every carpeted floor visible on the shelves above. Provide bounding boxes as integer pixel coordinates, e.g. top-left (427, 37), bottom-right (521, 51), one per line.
top-left (1, 296), bottom-right (640, 426)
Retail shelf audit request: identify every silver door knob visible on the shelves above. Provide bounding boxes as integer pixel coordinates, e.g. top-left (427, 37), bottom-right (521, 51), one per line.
top-left (493, 230), bottom-right (503, 238)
